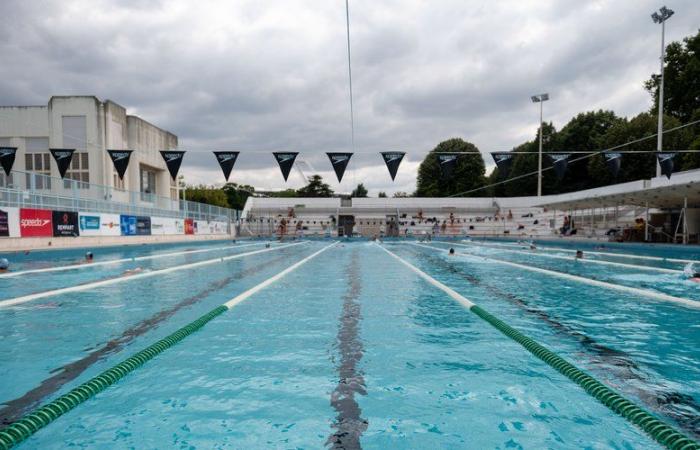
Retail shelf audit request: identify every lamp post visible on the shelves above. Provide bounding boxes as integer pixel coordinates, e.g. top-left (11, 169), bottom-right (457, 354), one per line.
top-left (531, 93), bottom-right (549, 196)
top-left (651, 6), bottom-right (674, 178)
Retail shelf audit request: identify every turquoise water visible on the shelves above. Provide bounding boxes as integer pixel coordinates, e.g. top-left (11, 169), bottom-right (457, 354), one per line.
top-left (0, 239), bottom-right (698, 448)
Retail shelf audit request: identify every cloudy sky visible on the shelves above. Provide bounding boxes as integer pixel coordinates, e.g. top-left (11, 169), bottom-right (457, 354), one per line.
top-left (1, 0), bottom-right (699, 195)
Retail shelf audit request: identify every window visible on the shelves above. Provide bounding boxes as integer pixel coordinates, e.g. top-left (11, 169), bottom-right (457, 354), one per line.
top-left (113, 173), bottom-right (125, 190)
top-left (62, 116), bottom-right (89, 188)
top-left (140, 165), bottom-right (156, 201)
top-left (24, 137), bottom-right (51, 189)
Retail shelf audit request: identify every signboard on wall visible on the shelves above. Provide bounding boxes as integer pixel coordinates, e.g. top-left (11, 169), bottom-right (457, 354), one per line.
top-left (194, 220), bottom-right (210, 235)
top-left (19, 208), bottom-right (53, 237)
top-left (135, 216), bottom-right (151, 235)
top-left (120, 215), bottom-right (137, 236)
top-left (52, 210), bottom-right (79, 237)
top-left (151, 217), bottom-right (184, 235)
top-left (0, 207), bottom-right (20, 237)
top-left (210, 221), bottom-right (227, 235)
top-left (79, 212), bottom-right (121, 236)
top-left (184, 218), bottom-right (194, 235)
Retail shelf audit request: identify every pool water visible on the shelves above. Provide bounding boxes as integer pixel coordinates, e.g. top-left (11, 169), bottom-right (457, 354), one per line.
top-left (0, 238), bottom-right (698, 449)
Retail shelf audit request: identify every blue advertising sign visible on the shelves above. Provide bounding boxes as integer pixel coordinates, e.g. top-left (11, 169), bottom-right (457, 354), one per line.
top-left (120, 215), bottom-right (137, 236)
top-left (135, 216), bottom-right (151, 235)
top-left (79, 215), bottom-right (100, 231)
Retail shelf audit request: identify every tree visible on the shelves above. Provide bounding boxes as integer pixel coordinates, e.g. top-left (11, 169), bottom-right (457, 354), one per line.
top-left (296, 174), bottom-right (334, 197)
top-left (351, 183), bottom-right (368, 197)
top-left (267, 189), bottom-right (298, 198)
top-left (180, 184), bottom-right (230, 208)
top-left (415, 138), bottom-right (486, 197)
top-left (222, 182), bottom-right (255, 210)
top-left (502, 123), bottom-right (560, 197)
top-left (378, 191), bottom-right (387, 198)
top-left (393, 191), bottom-right (411, 198)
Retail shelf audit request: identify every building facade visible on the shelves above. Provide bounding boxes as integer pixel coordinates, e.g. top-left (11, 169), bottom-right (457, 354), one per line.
top-left (0, 96), bottom-right (179, 204)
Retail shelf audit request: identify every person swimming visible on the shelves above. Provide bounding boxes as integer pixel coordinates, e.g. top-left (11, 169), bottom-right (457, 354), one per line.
top-left (448, 248), bottom-right (455, 256)
top-left (85, 251), bottom-right (94, 262)
top-left (575, 250), bottom-right (584, 259)
top-left (683, 263), bottom-right (700, 283)
top-left (121, 267), bottom-right (143, 277)
top-left (0, 258), bottom-right (9, 273)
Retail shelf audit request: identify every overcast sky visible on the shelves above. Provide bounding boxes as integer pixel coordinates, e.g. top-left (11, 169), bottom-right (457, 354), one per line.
top-left (1, 0), bottom-right (699, 195)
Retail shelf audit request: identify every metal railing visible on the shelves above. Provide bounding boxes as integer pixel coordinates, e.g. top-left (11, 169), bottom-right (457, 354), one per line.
top-left (0, 170), bottom-right (239, 222)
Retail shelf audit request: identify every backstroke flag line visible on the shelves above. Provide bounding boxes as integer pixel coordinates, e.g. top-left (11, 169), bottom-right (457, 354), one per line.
top-left (381, 152), bottom-right (405, 181)
top-left (273, 152), bottom-right (299, 181)
top-left (49, 149), bottom-right (75, 179)
top-left (491, 152), bottom-right (514, 178)
top-left (548, 153), bottom-right (570, 180)
top-left (213, 151), bottom-right (239, 181)
top-left (657, 152), bottom-right (677, 179)
top-left (107, 150), bottom-right (133, 180)
top-left (327, 152), bottom-right (353, 182)
top-left (160, 151), bottom-right (186, 181)
top-left (0, 147), bottom-right (17, 176)
top-left (438, 154), bottom-right (458, 179)
top-left (603, 152), bottom-right (622, 178)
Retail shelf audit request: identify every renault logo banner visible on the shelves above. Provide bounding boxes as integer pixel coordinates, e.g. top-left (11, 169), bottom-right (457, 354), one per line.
top-left (327, 152), bottom-right (353, 182)
top-left (548, 153), bottom-right (571, 180)
top-left (213, 151), bottom-right (240, 182)
top-left (273, 152), bottom-right (299, 181)
top-left (491, 152), bottom-right (514, 178)
top-left (49, 148), bottom-right (76, 178)
top-left (438, 154), bottom-right (458, 179)
top-left (381, 152), bottom-right (405, 181)
top-left (107, 150), bottom-right (133, 180)
top-left (603, 152), bottom-right (622, 179)
top-left (0, 147), bottom-right (17, 176)
top-left (160, 150), bottom-right (186, 180)
top-left (657, 152), bottom-right (677, 179)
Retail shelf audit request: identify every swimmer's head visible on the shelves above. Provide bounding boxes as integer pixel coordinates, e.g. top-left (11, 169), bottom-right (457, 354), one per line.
top-left (575, 250), bottom-right (584, 258)
top-left (449, 248), bottom-right (455, 255)
top-left (85, 251), bottom-right (94, 261)
top-left (0, 258), bottom-right (9, 271)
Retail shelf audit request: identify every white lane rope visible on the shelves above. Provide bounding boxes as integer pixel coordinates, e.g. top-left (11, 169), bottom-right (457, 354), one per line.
top-left (0, 242), bottom-right (265, 279)
top-left (443, 241), bottom-right (681, 274)
top-left (0, 242), bottom-right (306, 308)
top-left (406, 242), bottom-right (700, 310)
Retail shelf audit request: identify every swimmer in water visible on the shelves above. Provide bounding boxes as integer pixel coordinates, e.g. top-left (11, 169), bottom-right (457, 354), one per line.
top-left (85, 251), bottom-right (94, 262)
top-left (0, 258), bottom-right (9, 273)
top-left (122, 267), bottom-right (143, 277)
top-left (683, 263), bottom-right (700, 283)
top-left (575, 250), bottom-right (584, 259)
top-left (448, 248), bottom-right (455, 256)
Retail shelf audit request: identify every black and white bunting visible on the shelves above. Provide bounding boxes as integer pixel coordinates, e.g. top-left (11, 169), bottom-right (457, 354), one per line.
top-left (107, 150), bottom-right (133, 180)
top-left (380, 152), bottom-right (405, 181)
top-left (438, 154), bottom-right (458, 179)
top-left (0, 147), bottom-right (17, 176)
top-left (273, 152), bottom-right (299, 181)
top-left (49, 148), bottom-right (76, 178)
top-left (548, 153), bottom-right (571, 180)
top-left (657, 152), bottom-right (677, 179)
top-left (327, 152), bottom-right (353, 182)
top-left (491, 152), bottom-right (514, 178)
top-left (159, 150), bottom-right (186, 180)
top-left (213, 151), bottom-right (240, 181)
top-left (603, 152), bottom-right (622, 179)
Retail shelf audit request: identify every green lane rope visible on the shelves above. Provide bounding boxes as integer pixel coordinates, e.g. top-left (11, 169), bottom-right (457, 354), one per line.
top-left (0, 305), bottom-right (228, 450)
top-left (470, 305), bottom-right (699, 450)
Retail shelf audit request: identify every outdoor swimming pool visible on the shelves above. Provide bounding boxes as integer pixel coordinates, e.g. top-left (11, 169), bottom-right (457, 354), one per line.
top-left (0, 238), bottom-right (698, 449)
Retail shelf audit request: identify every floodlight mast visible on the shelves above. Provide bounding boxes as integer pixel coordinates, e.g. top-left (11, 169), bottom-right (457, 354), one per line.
top-left (651, 6), bottom-right (674, 177)
top-left (531, 93), bottom-right (549, 196)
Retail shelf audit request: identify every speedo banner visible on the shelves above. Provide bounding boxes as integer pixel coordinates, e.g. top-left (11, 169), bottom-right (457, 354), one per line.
top-left (273, 152), bottom-right (299, 181)
top-left (603, 152), bottom-right (622, 178)
top-left (52, 210), bottom-right (79, 237)
top-left (657, 152), bottom-right (677, 179)
top-left (20, 208), bottom-right (53, 237)
top-left (159, 151), bottom-right (186, 180)
top-left (107, 150), bottom-right (133, 180)
top-left (491, 152), bottom-right (514, 178)
top-left (214, 151), bottom-right (239, 181)
top-left (380, 152), bottom-right (405, 181)
top-left (0, 147), bottom-right (17, 176)
top-left (548, 153), bottom-right (570, 180)
top-left (49, 149), bottom-right (75, 178)
top-left (438, 154), bottom-right (458, 179)
top-left (327, 152), bottom-right (353, 182)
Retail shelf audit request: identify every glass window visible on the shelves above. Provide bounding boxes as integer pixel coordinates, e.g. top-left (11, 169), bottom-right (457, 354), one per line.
top-left (63, 152), bottom-right (89, 189)
top-left (24, 138), bottom-right (51, 190)
top-left (140, 165), bottom-right (157, 201)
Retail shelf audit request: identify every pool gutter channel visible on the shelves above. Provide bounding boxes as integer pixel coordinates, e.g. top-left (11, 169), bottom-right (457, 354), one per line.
top-left (0, 242), bottom-right (337, 450)
top-left (377, 243), bottom-right (699, 450)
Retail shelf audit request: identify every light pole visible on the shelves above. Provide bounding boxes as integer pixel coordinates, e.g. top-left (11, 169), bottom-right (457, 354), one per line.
top-left (531, 93), bottom-right (549, 196)
top-left (652, 6), bottom-right (674, 178)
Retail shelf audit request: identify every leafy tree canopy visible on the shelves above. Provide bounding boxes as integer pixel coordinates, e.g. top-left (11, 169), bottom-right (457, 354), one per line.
top-left (351, 183), bottom-right (368, 198)
top-left (415, 138), bottom-right (486, 197)
top-left (296, 174), bottom-right (334, 197)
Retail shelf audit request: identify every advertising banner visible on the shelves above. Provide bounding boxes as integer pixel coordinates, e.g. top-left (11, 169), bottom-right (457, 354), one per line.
top-left (194, 220), bottom-right (212, 235)
top-left (326, 152), bottom-right (353, 182)
top-left (214, 151), bottom-right (239, 181)
top-left (151, 217), bottom-right (183, 235)
top-left (0, 207), bottom-right (20, 237)
top-left (79, 212), bottom-right (121, 236)
top-left (184, 218), bottom-right (195, 235)
top-left (20, 208), bottom-right (53, 237)
top-left (107, 150), bottom-right (133, 180)
top-left (380, 152), bottom-right (405, 181)
top-left (52, 210), bottom-right (79, 237)
top-left (438, 154), bottom-right (458, 179)
top-left (120, 215), bottom-right (137, 236)
top-left (0, 147), bottom-right (17, 176)
top-left (160, 151), bottom-right (186, 180)
top-left (49, 148), bottom-right (75, 178)
top-left (273, 152), bottom-right (299, 182)
top-left (210, 221), bottom-right (228, 235)
top-left (135, 216), bottom-right (151, 235)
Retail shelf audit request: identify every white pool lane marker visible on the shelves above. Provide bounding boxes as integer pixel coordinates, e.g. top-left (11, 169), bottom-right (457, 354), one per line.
top-left (461, 240), bottom-right (697, 265)
top-left (224, 242), bottom-right (338, 309)
top-left (406, 242), bottom-right (700, 310)
top-left (440, 241), bottom-right (681, 274)
top-left (0, 242), bottom-right (306, 309)
top-left (0, 242), bottom-right (266, 279)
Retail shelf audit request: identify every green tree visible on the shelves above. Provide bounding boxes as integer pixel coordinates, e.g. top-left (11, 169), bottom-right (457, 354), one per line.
top-left (415, 138), bottom-right (486, 197)
top-left (180, 184), bottom-right (230, 208)
top-left (222, 182), bottom-right (255, 210)
top-left (393, 191), bottom-right (411, 198)
top-left (351, 183), bottom-right (368, 197)
top-left (502, 123), bottom-right (560, 197)
top-left (378, 191), bottom-right (387, 198)
top-left (267, 189), bottom-right (298, 198)
top-left (296, 174), bottom-right (334, 197)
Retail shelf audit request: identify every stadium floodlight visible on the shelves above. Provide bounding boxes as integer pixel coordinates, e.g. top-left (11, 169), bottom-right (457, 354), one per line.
top-left (531, 93), bottom-right (550, 196)
top-left (651, 6), bottom-right (674, 178)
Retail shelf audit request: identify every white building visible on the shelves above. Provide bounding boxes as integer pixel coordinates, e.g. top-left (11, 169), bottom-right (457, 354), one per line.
top-left (0, 96), bottom-right (179, 203)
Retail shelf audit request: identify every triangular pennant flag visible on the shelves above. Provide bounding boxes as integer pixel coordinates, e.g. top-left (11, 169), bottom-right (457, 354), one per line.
top-left (0, 147), bottom-right (17, 176)
top-left (548, 153), bottom-right (570, 180)
top-left (273, 152), bottom-right (299, 181)
top-left (491, 152), bottom-right (514, 178)
top-left (603, 152), bottom-right (622, 178)
top-left (327, 152), bottom-right (353, 182)
top-left (438, 154), bottom-right (458, 179)
top-left (160, 150), bottom-right (186, 181)
top-left (107, 150), bottom-right (133, 180)
top-left (657, 152), bottom-right (677, 179)
top-left (213, 151), bottom-right (239, 181)
top-left (50, 148), bottom-right (75, 178)
top-left (380, 152), bottom-right (405, 181)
